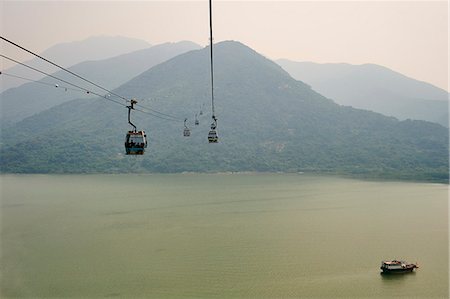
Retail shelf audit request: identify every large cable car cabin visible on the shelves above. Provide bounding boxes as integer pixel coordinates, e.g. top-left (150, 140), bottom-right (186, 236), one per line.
top-left (125, 131), bottom-right (147, 155)
top-left (124, 99), bottom-right (148, 155)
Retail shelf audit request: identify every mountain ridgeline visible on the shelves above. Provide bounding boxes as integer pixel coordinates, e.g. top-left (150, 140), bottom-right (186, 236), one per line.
top-left (277, 60), bottom-right (449, 127)
top-left (1, 41), bottom-right (448, 182)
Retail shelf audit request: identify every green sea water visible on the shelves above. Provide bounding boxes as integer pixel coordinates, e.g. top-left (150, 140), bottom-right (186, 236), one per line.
top-left (1, 174), bottom-right (448, 298)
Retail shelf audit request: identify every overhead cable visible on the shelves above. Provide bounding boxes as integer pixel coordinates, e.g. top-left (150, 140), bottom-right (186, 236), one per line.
top-left (1, 35), bottom-right (128, 103)
top-left (1, 71), bottom-right (82, 92)
top-left (1, 36), bottom-right (186, 122)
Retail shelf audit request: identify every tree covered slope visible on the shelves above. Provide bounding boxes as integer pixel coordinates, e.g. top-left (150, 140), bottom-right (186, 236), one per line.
top-left (1, 41), bottom-right (448, 182)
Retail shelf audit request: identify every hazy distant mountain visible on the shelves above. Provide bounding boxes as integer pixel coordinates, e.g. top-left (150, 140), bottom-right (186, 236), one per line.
top-left (0, 41), bottom-right (201, 125)
top-left (1, 36), bottom-right (151, 91)
top-left (277, 60), bottom-right (449, 127)
top-left (1, 41), bottom-right (447, 182)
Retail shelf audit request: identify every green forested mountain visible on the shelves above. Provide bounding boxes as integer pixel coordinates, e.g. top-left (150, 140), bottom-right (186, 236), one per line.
top-left (277, 59), bottom-right (449, 127)
top-left (1, 41), bottom-right (200, 126)
top-left (1, 41), bottom-right (448, 182)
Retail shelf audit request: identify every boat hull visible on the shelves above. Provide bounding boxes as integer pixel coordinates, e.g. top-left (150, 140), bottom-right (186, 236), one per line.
top-left (380, 266), bottom-right (417, 274)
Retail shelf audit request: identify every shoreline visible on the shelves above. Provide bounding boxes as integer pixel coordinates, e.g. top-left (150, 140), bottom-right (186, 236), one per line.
top-left (1, 170), bottom-right (448, 185)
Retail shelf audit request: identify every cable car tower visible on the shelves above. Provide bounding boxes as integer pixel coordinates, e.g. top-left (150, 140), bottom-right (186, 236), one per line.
top-left (207, 0), bottom-right (218, 143)
top-left (124, 99), bottom-right (148, 155)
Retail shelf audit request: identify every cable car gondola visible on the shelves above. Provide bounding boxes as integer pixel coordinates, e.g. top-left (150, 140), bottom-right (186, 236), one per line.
top-left (207, 0), bottom-right (218, 143)
top-left (125, 131), bottom-right (147, 155)
top-left (124, 99), bottom-right (148, 155)
top-left (195, 114), bottom-right (199, 126)
top-left (208, 129), bottom-right (218, 143)
top-left (183, 118), bottom-right (191, 137)
top-left (208, 116), bottom-right (218, 143)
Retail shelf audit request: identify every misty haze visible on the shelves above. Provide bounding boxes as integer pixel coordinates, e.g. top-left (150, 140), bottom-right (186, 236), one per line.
top-left (1, 1), bottom-right (448, 298)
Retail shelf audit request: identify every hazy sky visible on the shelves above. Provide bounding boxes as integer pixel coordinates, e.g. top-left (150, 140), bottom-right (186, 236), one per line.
top-left (1, 1), bottom-right (448, 90)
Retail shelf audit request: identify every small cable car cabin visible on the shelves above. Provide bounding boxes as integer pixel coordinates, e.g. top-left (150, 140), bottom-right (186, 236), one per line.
top-left (208, 129), bottom-right (218, 143)
top-left (195, 114), bottom-right (199, 126)
top-left (208, 117), bottom-right (218, 143)
top-left (183, 118), bottom-right (191, 137)
top-left (125, 131), bottom-right (147, 155)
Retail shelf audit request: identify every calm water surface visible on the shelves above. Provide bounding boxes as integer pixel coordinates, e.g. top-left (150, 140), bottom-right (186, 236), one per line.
top-left (1, 174), bottom-right (448, 298)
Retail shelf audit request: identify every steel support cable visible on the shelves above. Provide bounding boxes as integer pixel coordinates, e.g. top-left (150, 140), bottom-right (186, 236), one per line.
top-left (1, 71), bottom-right (82, 92)
top-left (1, 56), bottom-right (187, 123)
top-left (135, 103), bottom-right (183, 121)
top-left (1, 36), bottom-right (185, 122)
top-left (1, 36), bottom-right (130, 103)
top-left (209, 0), bottom-right (216, 118)
top-left (134, 107), bottom-right (184, 122)
top-left (1, 54), bottom-right (127, 107)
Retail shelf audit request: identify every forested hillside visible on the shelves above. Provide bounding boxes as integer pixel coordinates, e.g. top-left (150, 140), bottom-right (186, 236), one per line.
top-left (1, 41), bottom-right (448, 182)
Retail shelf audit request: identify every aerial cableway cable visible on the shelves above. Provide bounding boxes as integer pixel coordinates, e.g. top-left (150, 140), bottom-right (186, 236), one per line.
top-left (0, 59), bottom-right (184, 123)
top-left (1, 54), bottom-right (127, 107)
top-left (1, 35), bottom-right (128, 103)
top-left (209, 0), bottom-right (215, 119)
top-left (0, 71), bottom-right (81, 92)
top-left (207, 0), bottom-right (218, 143)
top-left (133, 107), bottom-right (184, 122)
top-left (134, 103), bottom-right (183, 122)
top-left (0, 55), bottom-right (184, 123)
top-left (0, 36), bottom-right (185, 122)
